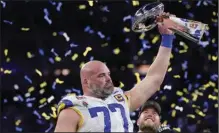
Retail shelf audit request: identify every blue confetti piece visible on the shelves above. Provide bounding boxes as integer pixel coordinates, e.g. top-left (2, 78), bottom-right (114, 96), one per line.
top-left (204, 101), bottom-right (209, 109)
top-left (36, 119), bottom-right (45, 125)
top-left (52, 81), bottom-right (56, 89)
top-left (24, 75), bottom-right (32, 84)
top-left (27, 103), bottom-right (33, 108)
top-left (49, 0), bottom-right (56, 5)
top-left (182, 60), bottom-right (188, 70)
top-left (196, 0), bottom-right (202, 6)
top-left (18, 95), bottom-right (24, 102)
top-left (65, 89), bottom-right (72, 93)
top-left (44, 16), bottom-right (52, 24)
top-left (39, 48), bottom-right (44, 56)
top-left (196, 74), bottom-right (202, 79)
top-left (51, 48), bottom-right (58, 56)
top-left (72, 88), bottom-right (81, 94)
top-left (213, 43), bottom-right (217, 48)
top-left (107, 36), bottom-right (111, 40)
top-left (97, 31), bottom-right (105, 38)
top-left (184, 71), bottom-right (188, 79)
top-left (45, 123), bottom-right (54, 133)
top-left (3, 20), bottom-right (13, 25)
top-left (44, 8), bottom-right (49, 15)
top-left (70, 43), bottom-right (78, 47)
top-left (199, 41), bottom-right (209, 48)
top-left (4, 99), bottom-right (7, 103)
top-left (194, 83), bottom-right (200, 88)
top-left (56, 2), bottom-right (62, 11)
top-left (58, 31), bottom-right (64, 35)
top-left (89, 30), bottom-right (94, 34)
top-left (33, 110), bottom-right (42, 119)
top-left (187, 12), bottom-right (194, 18)
top-left (100, 6), bottom-right (110, 12)
top-left (84, 26), bottom-right (91, 32)
top-left (188, 83), bottom-right (192, 91)
top-left (15, 127), bottom-right (23, 132)
top-left (123, 15), bottom-right (132, 22)
top-left (65, 50), bottom-right (72, 57)
top-left (178, 97), bottom-right (184, 102)
top-left (159, 90), bottom-right (163, 94)
top-left (49, 57), bottom-right (55, 64)
top-left (43, 8), bottom-right (52, 24)
top-left (26, 97), bottom-right (36, 102)
top-left (174, 47), bottom-right (179, 52)
top-left (90, 56), bottom-right (94, 61)
top-left (125, 38), bottom-right (130, 43)
top-left (210, 74), bottom-right (218, 81)
top-left (1, 1), bottom-right (6, 8)
top-left (141, 40), bottom-right (151, 49)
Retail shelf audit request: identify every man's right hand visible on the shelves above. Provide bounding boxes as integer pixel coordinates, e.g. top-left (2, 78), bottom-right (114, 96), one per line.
top-left (157, 12), bottom-right (186, 35)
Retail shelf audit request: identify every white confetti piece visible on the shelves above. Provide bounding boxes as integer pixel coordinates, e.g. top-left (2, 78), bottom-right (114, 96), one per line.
top-left (3, 20), bottom-right (13, 25)
top-left (47, 96), bottom-right (55, 103)
top-left (164, 85), bottom-right (172, 90)
top-left (14, 84), bottom-right (19, 90)
top-left (97, 31), bottom-right (105, 38)
top-left (63, 32), bottom-right (70, 42)
top-left (175, 106), bottom-right (183, 112)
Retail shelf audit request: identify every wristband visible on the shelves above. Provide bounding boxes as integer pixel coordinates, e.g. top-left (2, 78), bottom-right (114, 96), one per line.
top-left (161, 34), bottom-right (175, 48)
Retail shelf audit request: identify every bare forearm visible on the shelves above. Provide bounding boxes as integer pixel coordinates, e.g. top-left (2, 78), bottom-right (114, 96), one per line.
top-left (146, 46), bottom-right (171, 82)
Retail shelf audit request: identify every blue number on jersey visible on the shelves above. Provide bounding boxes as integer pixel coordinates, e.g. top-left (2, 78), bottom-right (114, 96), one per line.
top-left (88, 103), bottom-right (129, 132)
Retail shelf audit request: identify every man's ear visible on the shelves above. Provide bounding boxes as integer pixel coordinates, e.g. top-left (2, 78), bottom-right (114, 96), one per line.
top-left (137, 118), bottom-right (140, 126)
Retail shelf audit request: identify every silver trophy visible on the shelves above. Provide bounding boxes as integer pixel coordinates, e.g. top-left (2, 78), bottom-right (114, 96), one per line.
top-left (131, 2), bottom-right (208, 43)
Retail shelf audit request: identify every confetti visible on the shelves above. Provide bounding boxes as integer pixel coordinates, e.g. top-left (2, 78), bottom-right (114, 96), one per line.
top-left (35, 69), bottom-right (42, 76)
top-left (44, 8), bottom-right (52, 24)
top-left (100, 6), bottom-right (110, 12)
top-left (27, 52), bottom-right (34, 58)
top-left (56, 2), bottom-right (62, 11)
top-left (45, 123), bottom-right (54, 132)
top-left (33, 110), bottom-right (42, 119)
top-left (65, 50), bottom-right (72, 57)
top-left (24, 75), bottom-right (32, 84)
top-left (152, 35), bottom-right (159, 44)
top-left (83, 47), bottom-right (92, 56)
top-left (97, 31), bottom-right (105, 39)
top-left (70, 42), bottom-right (78, 47)
top-left (55, 78), bottom-right (64, 84)
top-left (42, 112), bottom-right (50, 120)
top-left (1, 1), bottom-right (6, 8)
top-left (38, 48), bottom-right (44, 56)
top-left (123, 15), bottom-right (132, 22)
top-left (123, 27), bottom-right (130, 32)
top-left (79, 5), bottom-right (86, 10)
top-left (113, 48), bottom-right (120, 55)
top-left (49, 57), bottom-right (55, 64)
top-left (164, 85), bottom-right (172, 90)
top-left (132, 1), bottom-right (139, 6)
top-left (47, 96), bottom-right (55, 103)
top-left (88, 1), bottom-right (94, 7)
top-left (40, 82), bottom-right (47, 88)
top-left (134, 73), bottom-right (141, 83)
top-left (15, 127), bottom-right (23, 132)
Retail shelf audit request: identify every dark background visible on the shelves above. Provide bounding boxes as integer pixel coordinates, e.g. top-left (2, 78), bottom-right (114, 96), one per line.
top-left (1, 0), bottom-right (218, 132)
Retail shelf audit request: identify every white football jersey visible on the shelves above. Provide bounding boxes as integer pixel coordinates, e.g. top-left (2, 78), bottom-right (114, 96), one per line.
top-left (57, 87), bottom-right (133, 132)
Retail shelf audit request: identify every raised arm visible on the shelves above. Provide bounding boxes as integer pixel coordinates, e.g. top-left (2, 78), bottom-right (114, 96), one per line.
top-left (125, 13), bottom-right (183, 112)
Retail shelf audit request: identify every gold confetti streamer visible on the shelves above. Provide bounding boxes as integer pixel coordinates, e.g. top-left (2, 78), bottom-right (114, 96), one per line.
top-left (132, 1), bottom-right (139, 6)
top-left (21, 27), bottom-right (30, 31)
top-left (123, 27), bottom-right (130, 32)
top-left (4, 70), bottom-right (12, 74)
top-left (40, 98), bottom-right (47, 104)
top-left (28, 86), bottom-right (35, 93)
top-left (173, 75), bottom-right (181, 78)
top-left (127, 64), bottom-right (134, 68)
top-left (15, 119), bottom-right (21, 126)
top-left (119, 81), bottom-right (124, 88)
top-left (42, 112), bottom-right (50, 120)
top-left (35, 69), bottom-right (42, 76)
top-left (171, 103), bottom-right (176, 108)
top-left (187, 114), bottom-right (195, 119)
top-left (71, 53), bottom-right (79, 61)
top-left (79, 5), bottom-right (86, 10)
top-left (152, 35), bottom-right (159, 44)
top-left (55, 56), bottom-right (61, 62)
top-left (113, 48), bottom-right (120, 55)
top-left (40, 82), bottom-right (47, 88)
top-left (4, 49), bottom-right (8, 56)
top-left (88, 0), bottom-right (93, 6)
top-left (134, 73), bottom-right (141, 83)
top-left (55, 78), bottom-right (64, 84)
top-left (83, 47), bottom-right (92, 56)
top-left (50, 106), bottom-right (57, 118)
top-left (171, 110), bottom-right (176, 117)
top-left (80, 62), bottom-right (85, 68)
